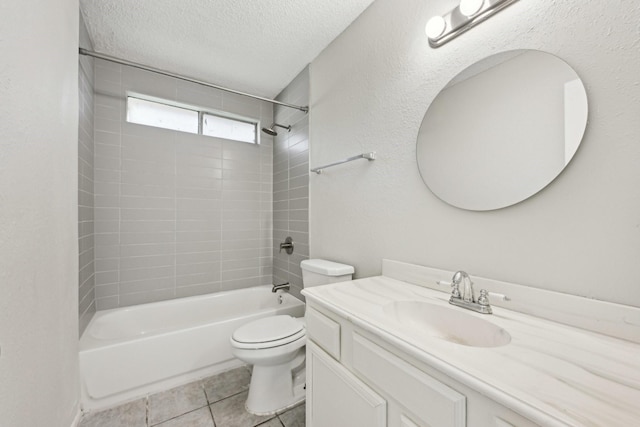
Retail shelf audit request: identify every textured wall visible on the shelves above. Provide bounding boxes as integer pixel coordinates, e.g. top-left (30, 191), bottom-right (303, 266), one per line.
top-left (79, 12), bottom-right (96, 335)
top-left (93, 60), bottom-right (273, 309)
top-left (273, 68), bottom-right (310, 300)
top-left (0, 0), bottom-right (80, 425)
top-left (309, 0), bottom-right (640, 307)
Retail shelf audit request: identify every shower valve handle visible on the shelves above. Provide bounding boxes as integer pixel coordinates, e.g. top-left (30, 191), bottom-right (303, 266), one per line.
top-left (279, 237), bottom-right (294, 255)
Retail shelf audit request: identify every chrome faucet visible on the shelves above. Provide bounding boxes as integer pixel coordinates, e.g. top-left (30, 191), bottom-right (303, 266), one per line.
top-left (437, 271), bottom-right (510, 314)
top-left (272, 282), bottom-right (290, 293)
top-left (448, 271), bottom-right (492, 314)
top-left (452, 270), bottom-right (474, 303)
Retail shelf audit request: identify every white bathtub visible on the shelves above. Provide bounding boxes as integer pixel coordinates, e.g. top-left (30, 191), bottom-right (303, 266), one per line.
top-left (79, 285), bottom-right (305, 410)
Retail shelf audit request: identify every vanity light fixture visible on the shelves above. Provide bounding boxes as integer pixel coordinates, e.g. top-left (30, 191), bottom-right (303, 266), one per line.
top-left (459, 0), bottom-right (484, 17)
top-left (425, 0), bottom-right (518, 48)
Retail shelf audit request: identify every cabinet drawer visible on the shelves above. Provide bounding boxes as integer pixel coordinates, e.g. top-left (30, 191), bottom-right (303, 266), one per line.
top-left (352, 333), bottom-right (466, 427)
top-left (306, 307), bottom-right (340, 360)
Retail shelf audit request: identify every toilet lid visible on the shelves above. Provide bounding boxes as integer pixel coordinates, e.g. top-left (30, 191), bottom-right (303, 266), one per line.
top-left (232, 315), bottom-right (304, 344)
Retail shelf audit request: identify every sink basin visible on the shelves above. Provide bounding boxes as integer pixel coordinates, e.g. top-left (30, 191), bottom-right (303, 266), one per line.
top-left (382, 301), bottom-right (511, 348)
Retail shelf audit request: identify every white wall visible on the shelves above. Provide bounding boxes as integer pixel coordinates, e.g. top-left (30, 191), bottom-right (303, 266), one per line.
top-left (309, 0), bottom-right (640, 307)
top-left (0, 0), bottom-right (80, 425)
top-left (79, 12), bottom-right (96, 335)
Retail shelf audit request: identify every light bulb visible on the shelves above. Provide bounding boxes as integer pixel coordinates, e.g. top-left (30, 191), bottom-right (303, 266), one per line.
top-left (459, 0), bottom-right (484, 17)
top-left (425, 16), bottom-right (446, 40)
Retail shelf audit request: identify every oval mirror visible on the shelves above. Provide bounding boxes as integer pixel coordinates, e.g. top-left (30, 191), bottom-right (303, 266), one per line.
top-left (416, 50), bottom-right (588, 211)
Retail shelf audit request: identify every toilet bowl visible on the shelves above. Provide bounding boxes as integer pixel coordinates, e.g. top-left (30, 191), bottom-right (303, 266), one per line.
top-left (231, 315), bottom-right (306, 415)
top-left (230, 259), bottom-right (354, 415)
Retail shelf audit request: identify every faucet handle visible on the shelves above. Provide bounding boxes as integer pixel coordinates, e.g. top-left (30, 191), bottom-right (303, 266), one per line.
top-left (478, 289), bottom-right (510, 306)
top-left (487, 291), bottom-right (510, 302)
top-left (436, 280), bottom-right (461, 299)
top-left (279, 237), bottom-right (294, 254)
top-left (477, 289), bottom-right (490, 306)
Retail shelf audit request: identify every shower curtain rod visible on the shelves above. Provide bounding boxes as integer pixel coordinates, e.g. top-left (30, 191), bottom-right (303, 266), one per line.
top-left (78, 48), bottom-right (309, 113)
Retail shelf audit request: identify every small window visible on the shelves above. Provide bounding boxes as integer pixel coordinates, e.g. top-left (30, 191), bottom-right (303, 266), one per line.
top-left (126, 96), bottom-right (259, 144)
top-left (127, 97), bottom-right (198, 134)
top-left (202, 113), bottom-right (256, 143)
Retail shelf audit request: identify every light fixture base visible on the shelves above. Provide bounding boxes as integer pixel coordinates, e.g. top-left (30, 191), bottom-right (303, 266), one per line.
top-left (459, 0), bottom-right (484, 17)
top-left (427, 0), bottom-right (519, 48)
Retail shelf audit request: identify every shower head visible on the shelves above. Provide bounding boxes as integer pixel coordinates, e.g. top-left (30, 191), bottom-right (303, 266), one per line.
top-left (262, 126), bottom-right (278, 136)
top-left (261, 122), bottom-right (291, 136)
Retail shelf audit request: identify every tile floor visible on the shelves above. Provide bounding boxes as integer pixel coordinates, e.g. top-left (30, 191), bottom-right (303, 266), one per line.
top-left (79, 366), bottom-right (305, 427)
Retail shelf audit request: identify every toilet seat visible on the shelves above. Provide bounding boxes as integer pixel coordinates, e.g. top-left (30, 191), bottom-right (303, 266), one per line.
top-left (231, 315), bottom-right (306, 350)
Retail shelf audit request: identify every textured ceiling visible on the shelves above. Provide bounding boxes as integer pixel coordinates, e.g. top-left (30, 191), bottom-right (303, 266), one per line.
top-left (80, 0), bottom-right (376, 98)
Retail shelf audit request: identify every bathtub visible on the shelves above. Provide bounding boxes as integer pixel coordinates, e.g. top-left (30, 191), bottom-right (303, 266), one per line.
top-left (79, 285), bottom-right (305, 410)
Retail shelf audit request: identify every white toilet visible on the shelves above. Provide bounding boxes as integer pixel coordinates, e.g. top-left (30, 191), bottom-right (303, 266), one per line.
top-left (230, 259), bottom-right (354, 415)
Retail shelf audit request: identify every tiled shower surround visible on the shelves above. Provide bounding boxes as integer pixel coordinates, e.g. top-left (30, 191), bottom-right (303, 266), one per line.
top-left (272, 68), bottom-right (310, 300)
top-left (92, 59), bottom-right (274, 309)
top-left (78, 14), bottom-right (96, 334)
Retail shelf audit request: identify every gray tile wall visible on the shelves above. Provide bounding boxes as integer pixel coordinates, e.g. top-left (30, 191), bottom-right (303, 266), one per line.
top-left (79, 13), bottom-right (96, 335)
top-left (92, 59), bottom-right (273, 309)
top-left (272, 68), bottom-right (310, 300)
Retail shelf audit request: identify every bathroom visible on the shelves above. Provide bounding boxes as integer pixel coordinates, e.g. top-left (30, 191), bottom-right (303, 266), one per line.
top-left (1, 0), bottom-right (639, 426)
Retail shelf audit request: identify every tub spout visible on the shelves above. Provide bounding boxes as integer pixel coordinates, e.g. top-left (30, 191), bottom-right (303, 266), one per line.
top-left (272, 282), bottom-right (290, 293)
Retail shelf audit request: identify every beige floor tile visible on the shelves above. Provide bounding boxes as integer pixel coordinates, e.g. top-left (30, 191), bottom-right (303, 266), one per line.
top-left (77, 367), bottom-right (300, 427)
top-left (202, 366), bottom-right (251, 403)
top-left (257, 418), bottom-right (284, 427)
top-left (148, 381), bottom-right (208, 425)
top-left (154, 407), bottom-right (215, 427)
top-left (278, 403), bottom-right (305, 427)
top-left (79, 398), bottom-right (147, 427)
top-left (210, 391), bottom-right (275, 427)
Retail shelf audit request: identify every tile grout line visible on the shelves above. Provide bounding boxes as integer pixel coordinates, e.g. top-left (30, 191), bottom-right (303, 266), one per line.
top-left (207, 400), bottom-right (217, 426)
top-left (152, 404), bottom-right (211, 427)
top-left (206, 387), bottom-right (250, 406)
top-left (146, 396), bottom-right (150, 427)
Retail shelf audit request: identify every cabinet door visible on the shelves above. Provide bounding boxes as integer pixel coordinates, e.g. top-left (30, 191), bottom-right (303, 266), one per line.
top-left (307, 341), bottom-right (387, 427)
top-left (352, 333), bottom-right (466, 427)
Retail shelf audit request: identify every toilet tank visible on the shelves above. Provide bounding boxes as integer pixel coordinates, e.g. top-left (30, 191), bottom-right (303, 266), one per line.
top-left (301, 259), bottom-right (354, 288)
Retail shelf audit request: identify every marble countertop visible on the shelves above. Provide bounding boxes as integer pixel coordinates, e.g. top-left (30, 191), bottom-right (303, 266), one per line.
top-left (303, 276), bottom-right (640, 427)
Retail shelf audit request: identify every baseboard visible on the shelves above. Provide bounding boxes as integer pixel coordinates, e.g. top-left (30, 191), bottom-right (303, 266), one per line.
top-left (69, 407), bottom-right (82, 427)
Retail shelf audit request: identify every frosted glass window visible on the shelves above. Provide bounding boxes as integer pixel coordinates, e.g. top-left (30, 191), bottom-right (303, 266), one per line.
top-left (202, 113), bottom-right (257, 144)
top-left (126, 95), bottom-right (259, 144)
top-left (127, 97), bottom-right (198, 134)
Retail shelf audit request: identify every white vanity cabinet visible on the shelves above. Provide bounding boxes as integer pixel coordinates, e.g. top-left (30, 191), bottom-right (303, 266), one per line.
top-left (305, 305), bottom-right (539, 427)
top-left (306, 307), bottom-right (386, 427)
top-left (304, 263), bottom-right (640, 426)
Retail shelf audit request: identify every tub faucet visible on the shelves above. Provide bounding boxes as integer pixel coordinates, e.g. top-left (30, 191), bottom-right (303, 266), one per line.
top-left (272, 282), bottom-right (290, 293)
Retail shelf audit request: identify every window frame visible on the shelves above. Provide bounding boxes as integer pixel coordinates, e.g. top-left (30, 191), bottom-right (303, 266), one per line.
top-left (126, 93), bottom-right (261, 145)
